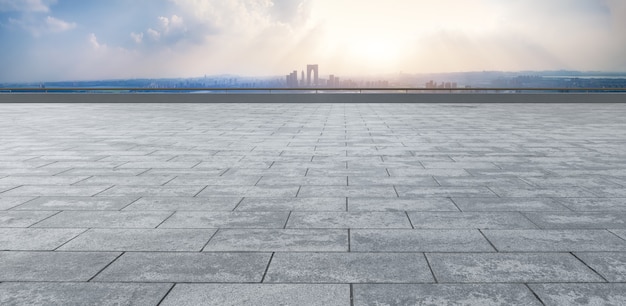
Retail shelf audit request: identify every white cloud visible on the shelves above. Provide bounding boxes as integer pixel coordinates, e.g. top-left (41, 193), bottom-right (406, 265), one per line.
top-left (88, 33), bottom-right (104, 50)
top-left (45, 16), bottom-right (76, 32)
top-left (0, 0), bottom-right (55, 12)
top-left (130, 32), bottom-right (144, 44)
top-left (7, 15), bottom-right (76, 36)
top-left (147, 28), bottom-right (161, 40)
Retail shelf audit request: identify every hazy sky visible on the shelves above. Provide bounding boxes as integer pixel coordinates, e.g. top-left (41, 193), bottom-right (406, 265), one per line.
top-left (1, 0), bottom-right (625, 82)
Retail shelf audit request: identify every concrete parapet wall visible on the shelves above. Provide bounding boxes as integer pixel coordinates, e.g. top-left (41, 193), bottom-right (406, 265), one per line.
top-left (0, 93), bottom-right (624, 103)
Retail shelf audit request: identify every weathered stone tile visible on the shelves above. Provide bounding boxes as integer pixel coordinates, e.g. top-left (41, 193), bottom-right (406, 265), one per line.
top-left (452, 197), bottom-right (568, 211)
top-left (407, 212), bottom-right (537, 229)
top-left (97, 185), bottom-right (205, 197)
top-left (264, 252), bottom-right (433, 283)
top-left (558, 198), bottom-right (626, 211)
top-left (0, 282), bottom-right (172, 306)
top-left (161, 284), bottom-right (350, 306)
top-left (117, 161), bottom-right (198, 169)
top-left (257, 176), bottom-right (346, 186)
top-left (166, 176), bottom-right (261, 186)
top-left (0, 176), bottom-right (90, 185)
top-left (435, 176), bottom-right (532, 187)
top-left (58, 168), bottom-right (148, 176)
top-left (0, 228), bottom-right (84, 250)
top-left (59, 228), bottom-right (215, 251)
top-left (349, 197), bottom-right (459, 211)
top-left (306, 168), bottom-right (389, 177)
top-left (196, 185), bottom-right (298, 197)
top-left (93, 252), bottom-right (271, 282)
top-left (1, 185), bottom-right (112, 197)
top-left (489, 186), bottom-right (597, 197)
top-left (529, 283), bottom-right (626, 306)
top-left (574, 252), bottom-right (626, 282)
top-left (483, 230), bottom-right (626, 252)
top-left (204, 229), bottom-right (347, 251)
top-left (388, 168), bottom-right (470, 177)
top-left (0, 251), bottom-right (120, 281)
top-left (0, 211), bottom-right (57, 227)
top-left (160, 284), bottom-right (350, 306)
top-left (396, 186), bottom-right (497, 197)
top-left (33, 211), bottom-right (172, 228)
top-left (159, 211), bottom-right (288, 228)
top-left (589, 187), bottom-right (626, 197)
top-left (236, 197), bottom-right (346, 211)
top-left (354, 284), bottom-right (542, 306)
top-left (287, 212), bottom-right (411, 229)
top-left (298, 186), bottom-right (397, 197)
top-left (524, 212), bottom-right (626, 229)
top-left (14, 196), bottom-right (136, 210)
top-left (427, 253), bottom-right (604, 283)
top-left (351, 229), bottom-right (495, 252)
top-left (348, 176), bottom-right (439, 186)
top-left (0, 197), bottom-right (34, 210)
top-left (123, 196), bottom-right (240, 211)
top-left (74, 175), bottom-right (175, 186)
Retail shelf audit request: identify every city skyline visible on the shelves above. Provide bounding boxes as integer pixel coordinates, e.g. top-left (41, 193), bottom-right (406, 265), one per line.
top-left (1, 0), bottom-right (626, 82)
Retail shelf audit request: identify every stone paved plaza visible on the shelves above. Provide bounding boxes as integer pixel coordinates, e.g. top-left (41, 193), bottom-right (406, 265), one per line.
top-left (1, 95), bottom-right (626, 305)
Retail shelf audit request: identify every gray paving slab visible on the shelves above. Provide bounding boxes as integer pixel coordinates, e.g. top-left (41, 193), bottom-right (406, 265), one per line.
top-left (286, 211), bottom-right (412, 228)
top-left (196, 185), bottom-right (299, 197)
top-left (483, 229), bottom-right (626, 252)
top-left (489, 186), bottom-right (597, 197)
top-left (348, 197), bottom-right (459, 211)
top-left (297, 186), bottom-right (397, 197)
top-left (0, 282), bottom-right (172, 306)
top-left (353, 284), bottom-right (542, 306)
top-left (407, 211), bottom-right (538, 229)
top-left (2, 100), bottom-right (626, 304)
top-left (427, 252), bottom-right (604, 283)
top-left (59, 228), bottom-right (216, 251)
top-left (452, 197), bottom-right (569, 211)
top-left (1, 185), bottom-right (112, 197)
top-left (0, 211), bottom-right (57, 227)
top-left (13, 196), bottom-right (137, 210)
top-left (0, 251), bottom-right (120, 281)
top-left (524, 212), bottom-right (626, 229)
top-left (97, 185), bottom-right (205, 197)
top-left (574, 252), bottom-right (626, 282)
top-left (529, 283), bottom-right (626, 306)
top-left (236, 197), bottom-right (346, 211)
top-left (166, 176), bottom-right (261, 186)
top-left (74, 175), bottom-right (175, 186)
top-left (351, 229), bottom-right (495, 252)
top-left (204, 229), bottom-right (347, 251)
top-left (395, 186), bottom-right (497, 197)
top-left (161, 284), bottom-right (350, 306)
top-left (264, 252), bottom-right (434, 283)
top-left (558, 198), bottom-right (626, 211)
top-left (159, 211), bottom-right (289, 228)
top-left (93, 252), bottom-right (271, 282)
top-left (0, 175), bottom-right (90, 185)
top-left (0, 228), bottom-right (85, 250)
top-left (123, 196), bottom-right (241, 211)
top-left (0, 197), bottom-right (34, 210)
top-left (32, 211), bottom-right (172, 228)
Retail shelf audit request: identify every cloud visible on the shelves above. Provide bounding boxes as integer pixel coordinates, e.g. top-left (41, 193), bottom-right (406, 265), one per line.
top-left (130, 32), bottom-right (143, 44)
top-left (7, 15), bottom-right (76, 36)
top-left (0, 0), bottom-right (55, 12)
top-left (147, 28), bottom-right (161, 41)
top-left (45, 16), bottom-right (76, 32)
top-left (88, 33), bottom-right (104, 49)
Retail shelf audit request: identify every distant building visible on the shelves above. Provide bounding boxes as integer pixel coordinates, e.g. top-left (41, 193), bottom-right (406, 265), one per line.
top-left (307, 64), bottom-right (319, 86)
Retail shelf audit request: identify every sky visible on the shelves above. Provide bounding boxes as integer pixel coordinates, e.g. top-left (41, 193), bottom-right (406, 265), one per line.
top-left (1, 0), bottom-right (625, 82)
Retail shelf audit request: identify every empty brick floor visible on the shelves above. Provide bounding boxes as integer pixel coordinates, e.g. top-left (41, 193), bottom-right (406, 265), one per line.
top-left (1, 96), bottom-right (626, 305)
